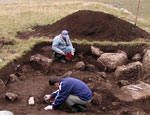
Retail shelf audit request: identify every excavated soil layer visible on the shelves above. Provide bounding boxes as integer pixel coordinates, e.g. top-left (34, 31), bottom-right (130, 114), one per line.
top-left (1, 42), bottom-right (150, 115)
top-left (16, 10), bottom-right (150, 41)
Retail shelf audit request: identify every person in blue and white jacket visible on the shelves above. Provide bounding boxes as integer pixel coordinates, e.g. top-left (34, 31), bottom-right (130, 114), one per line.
top-left (44, 75), bottom-right (92, 113)
top-left (52, 30), bottom-right (75, 63)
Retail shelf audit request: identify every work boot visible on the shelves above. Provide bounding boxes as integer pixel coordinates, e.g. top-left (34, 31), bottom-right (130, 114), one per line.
top-left (60, 57), bottom-right (66, 63)
top-left (67, 104), bottom-right (86, 113)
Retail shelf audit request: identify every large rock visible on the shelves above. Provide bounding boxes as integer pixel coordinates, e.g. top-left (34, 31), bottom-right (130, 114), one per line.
top-left (0, 79), bottom-right (5, 94)
top-left (91, 46), bottom-right (103, 57)
top-left (143, 48), bottom-right (150, 75)
top-left (97, 51), bottom-right (128, 71)
top-left (115, 61), bottom-right (143, 80)
top-left (114, 81), bottom-right (150, 102)
top-left (30, 54), bottom-right (53, 72)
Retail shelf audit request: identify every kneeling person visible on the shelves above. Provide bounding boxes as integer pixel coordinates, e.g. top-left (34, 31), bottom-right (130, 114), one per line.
top-left (44, 76), bottom-right (92, 113)
top-left (52, 30), bottom-right (75, 63)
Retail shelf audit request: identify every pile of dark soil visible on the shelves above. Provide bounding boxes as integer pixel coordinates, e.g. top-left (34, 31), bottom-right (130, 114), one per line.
top-left (17, 10), bottom-right (150, 41)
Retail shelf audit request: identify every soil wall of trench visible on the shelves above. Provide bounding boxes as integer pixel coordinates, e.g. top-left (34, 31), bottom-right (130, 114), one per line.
top-left (0, 42), bottom-right (147, 81)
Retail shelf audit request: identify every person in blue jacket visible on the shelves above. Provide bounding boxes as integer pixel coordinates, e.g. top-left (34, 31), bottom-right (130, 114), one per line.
top-left (52, 30), bottom-right (75, 63)
top-left (44, 75), bottom-right (92, 113)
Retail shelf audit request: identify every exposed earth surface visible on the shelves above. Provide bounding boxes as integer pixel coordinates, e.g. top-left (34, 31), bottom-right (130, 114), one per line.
top-left (1, 10), bottom-right (150, 115)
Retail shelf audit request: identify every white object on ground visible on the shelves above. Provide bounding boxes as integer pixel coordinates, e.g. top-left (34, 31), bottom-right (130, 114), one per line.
top-left (0, 110), bottom-right (14, 115)
top-left (44, 105), bottom-right (53, 110)
top-left (28, 97), bottom-right (35, 105)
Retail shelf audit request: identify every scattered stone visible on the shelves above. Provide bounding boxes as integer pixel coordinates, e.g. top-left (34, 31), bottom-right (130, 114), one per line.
top-left (114, 81), bottom-right (150, 102)
top-left (96, 72), bottom-right (107, 79)
top-left (5, 92), bottom-right (18, 101)
top-left (118, 80), bottom-right (130, 87)
top-left (86, 64), bottom-right (96, 72)
top-left (40, 46), bottom-right (51, 52)
top-left (91, 92), bottom-right (102, 105)
top-left (91, 46), bottom-right (103, 57)
top-left (74, 61), bottom-right (85, 71)
top-left (30, 54), bottom-right (53, 73)
top-left (9, 74), bottom-right (20, 82)
top-left (97, 51), bottom-right (128, 71)
top-left (111, 102), bottom-right (120, 109)
top-left (115, 61), bottom-right (143, 80)
top-left (62, 71), bottom-right (72, 77)
top-left (132, 53), bottom-right (141, 61)
top-left (0, 79), bottom-right (5, 94)
top-left (78, 52), bottom-right (84, 59)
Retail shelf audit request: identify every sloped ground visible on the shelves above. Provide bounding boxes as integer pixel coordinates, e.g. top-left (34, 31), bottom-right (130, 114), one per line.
top-left (17, 10), bottom-right (150, 41)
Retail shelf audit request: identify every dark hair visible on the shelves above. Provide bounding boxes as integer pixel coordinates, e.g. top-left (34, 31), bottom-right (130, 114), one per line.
top-left (49, 75), bottom-right (60, 86)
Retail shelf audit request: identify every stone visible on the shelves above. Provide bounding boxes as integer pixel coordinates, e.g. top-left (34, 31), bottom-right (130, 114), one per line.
top-left (115, 61), bottom-right (143, 80)
top-left (86, 64), bottom-right (96, 72)
top-left (62, 71), bottom-right (73, 77)
top-left (74, 61), bottom-right (85, 71)
top-left (132, 53), bottom-right (141, 61)
top-left (114, 81), bottom-right (150, 102)
top-left (118, 80), bottom-right (130, 87)
top-left (0, 79), bottom-right (5, 94)
top-left (91, 46), bottom-right (103, 57)
top-left (5, 92), bottom-right (18, 101)
top-left (9, 74), bottom-right (20, 82)
top-left (143, 48), bottom-right (150, 75)
top-left (97, 51), bottom-right (128, 71)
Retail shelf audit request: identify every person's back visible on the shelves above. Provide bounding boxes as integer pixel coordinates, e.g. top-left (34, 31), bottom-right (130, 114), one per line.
top-left (60, 77), bottom-right (92, 101)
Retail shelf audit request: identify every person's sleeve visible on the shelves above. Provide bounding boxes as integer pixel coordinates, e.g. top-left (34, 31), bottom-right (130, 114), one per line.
top-left (52, 38), bottom-right (63, 54)
top-left (51, 89), bottom-right (59, 98)
top-left (67, 37), bottom-right (74, 53)
top-left (52, 82), bottom-right (72, 109)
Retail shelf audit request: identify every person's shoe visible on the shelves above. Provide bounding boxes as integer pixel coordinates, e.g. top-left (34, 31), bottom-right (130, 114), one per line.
top-left (60, 58), bottom-right (66, 63)
top-left (67, 107), bottom-right (79, 113)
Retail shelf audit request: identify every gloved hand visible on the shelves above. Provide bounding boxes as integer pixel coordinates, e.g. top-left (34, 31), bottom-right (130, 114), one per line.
top-left (44, 94), bottom-right (51, 103)
top-left (44, 105), bottom-right (53, 110)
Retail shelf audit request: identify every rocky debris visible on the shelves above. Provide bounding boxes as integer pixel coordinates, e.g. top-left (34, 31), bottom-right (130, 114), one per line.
top-left (115, 61), bottom-right (143, 80)
top-left (114, 81), bottom-right (150, 102)
top-left (97, 51), bottom-right (128, 71)
top-left (86, 64), bottom-right (96, 72)
top-left (5, 92), bottom-right (18, 101)
top-left (62, 71), bottom-right (72, 77)
top-left (30, 54), bottom-right (53, 72)
top-left (132, 53), bottom-right (141, 61)
top-left (110, 102), bottom-right (120, 109)
top-left (91, 46), bottom-right (103, 57)
top-left (0, 79), bottom-right (5, 94)
top-left (78, 52), bottom-right (84, 59)
top-left (9, 74), bottom-right (20, 82)
top-left (118, 80), bottom-right (130, 87)
top-left (91, 92), bottom-right (102, 105)
top-left (96, 72), bottom-right (107, 79)
top-left (143, 48), bottom-right (150, 75)
top-left (22, 65), bottom-right (33, 73)
top-left (74, 61), bottom-right (85, 71)
top-left (0, 58), bottom-right (3, 62)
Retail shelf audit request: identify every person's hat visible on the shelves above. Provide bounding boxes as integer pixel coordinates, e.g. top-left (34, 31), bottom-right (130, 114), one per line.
top-left (61, 30), bottom-right (69, 38)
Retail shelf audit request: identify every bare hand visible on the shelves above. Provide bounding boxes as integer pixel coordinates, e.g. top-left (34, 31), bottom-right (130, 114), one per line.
top-left (61, 52), bottom-right (65, 55)
top-left (71, 52), bottom-right (74, 56)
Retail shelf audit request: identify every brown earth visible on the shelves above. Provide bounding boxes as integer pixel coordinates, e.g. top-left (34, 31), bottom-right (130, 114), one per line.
top-left (16, 10), bottom-right (150, 41)
top-left (0, 42), bottom-right (150, 115)
top-left (1, 10), bottom-right (150, 115)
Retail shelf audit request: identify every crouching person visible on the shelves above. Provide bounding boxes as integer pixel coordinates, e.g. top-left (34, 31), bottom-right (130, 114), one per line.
top-left (44, 75), bottom-right (92, 113)
top-left (52, 30), bottom-right (75, 63)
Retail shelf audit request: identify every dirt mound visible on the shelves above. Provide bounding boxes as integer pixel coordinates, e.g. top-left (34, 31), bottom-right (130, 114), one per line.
top-left (17, 10), bottom-right (150, 41)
